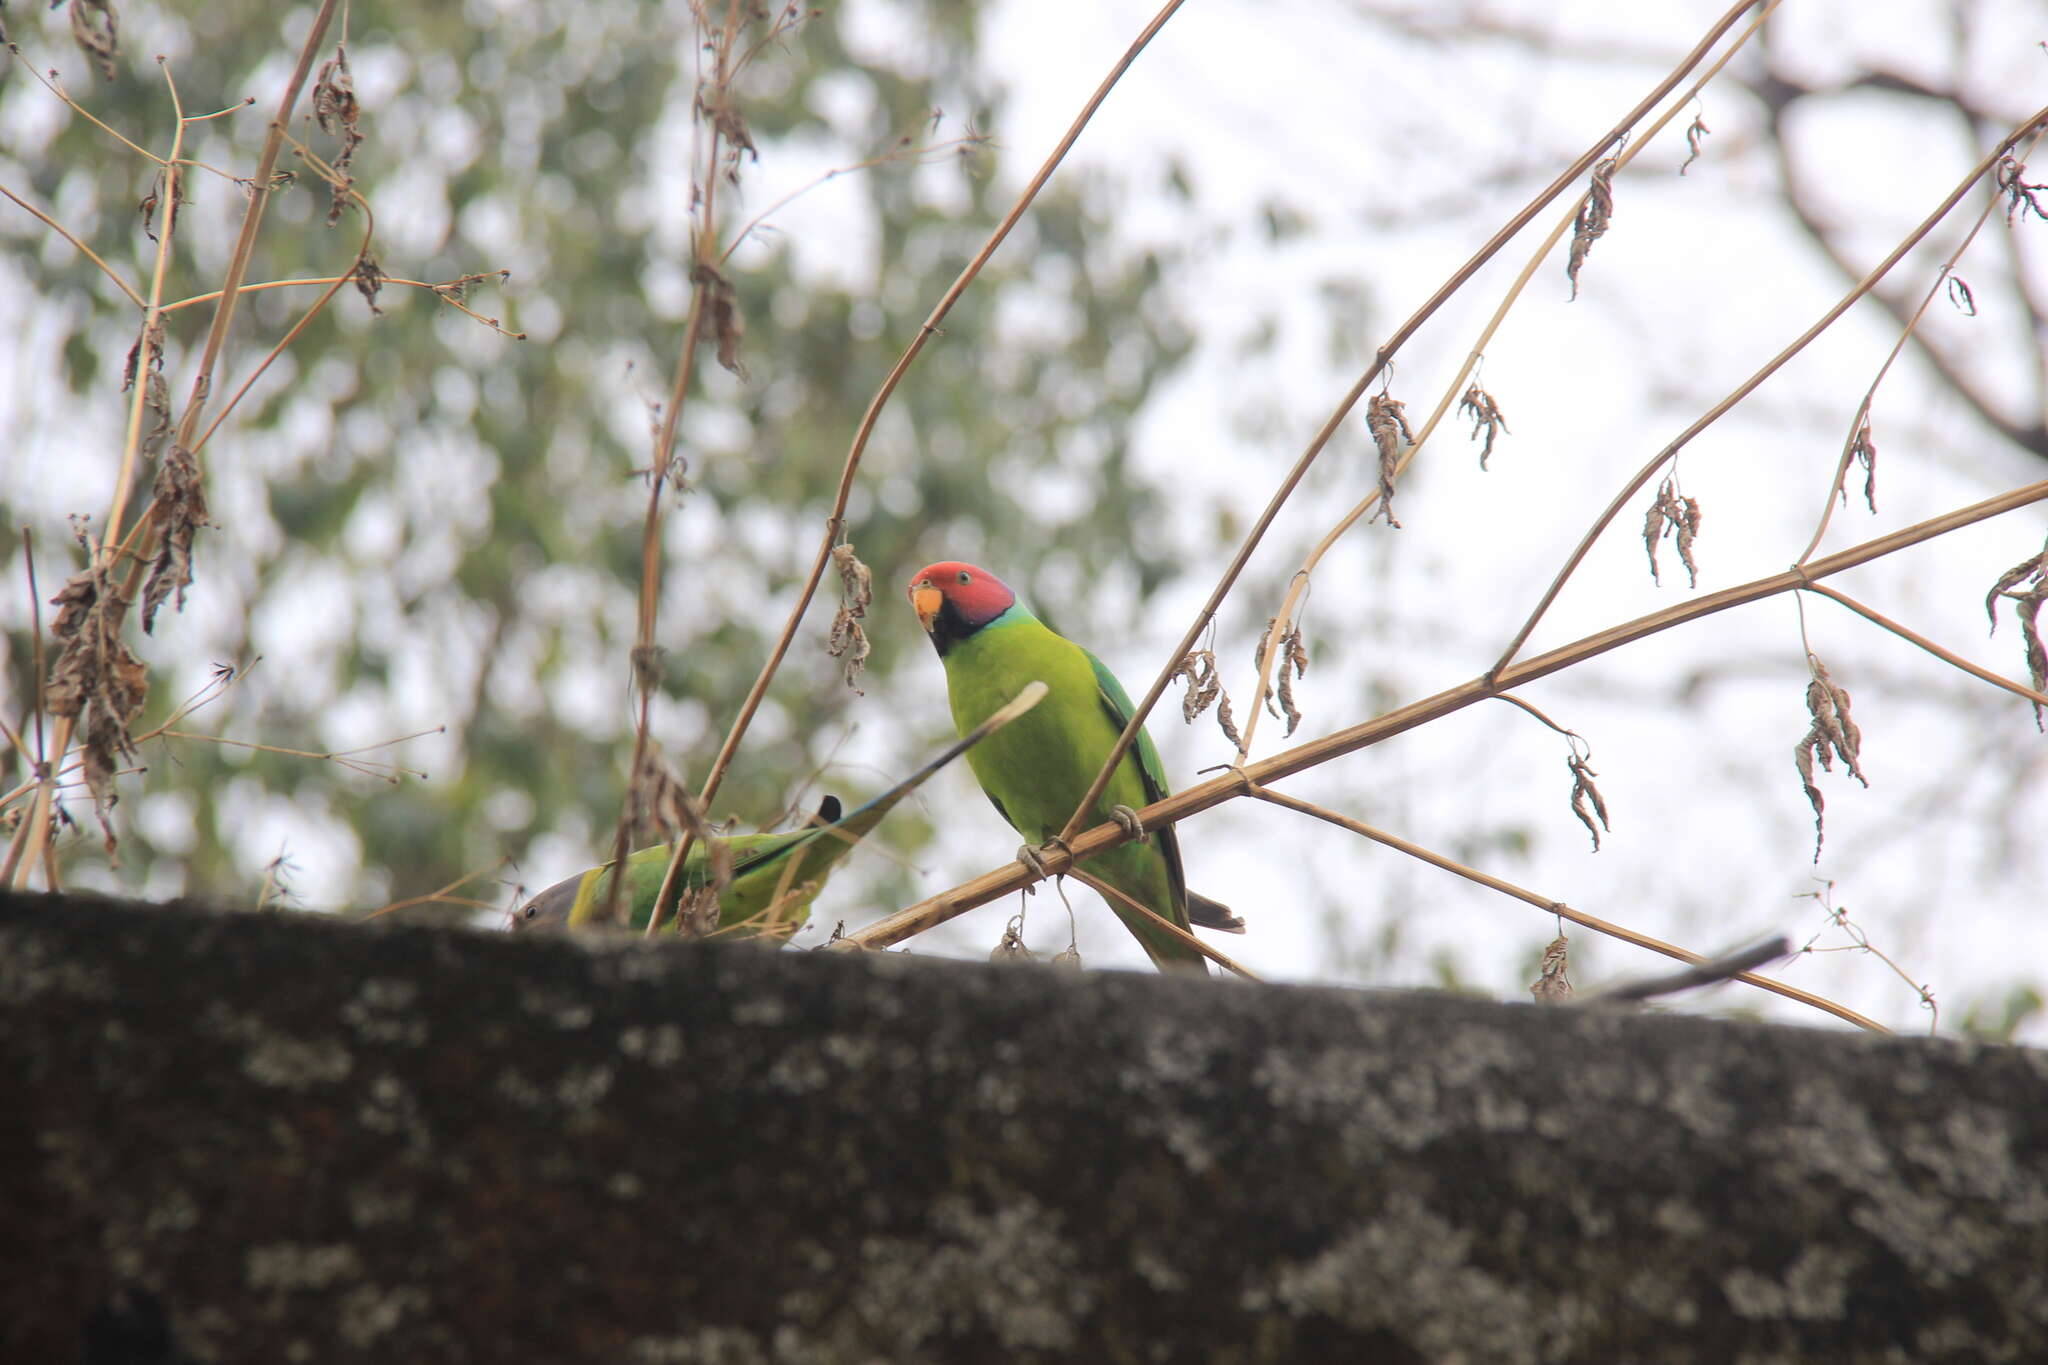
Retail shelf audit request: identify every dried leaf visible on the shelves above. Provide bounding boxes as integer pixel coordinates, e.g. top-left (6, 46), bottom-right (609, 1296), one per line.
top-left (48, 572), bottom-right (98, 641)
top-left (70, 0), bottom-right (119, 81)
top-left (1566, 751), bottom-right (1609, 851)
top-left (1566, 152), bottom-right (1619, 299)
top-left (1983, 538), bottom-right (2047, 632)
top-left (1214, 690), bottom-right (1242, 750)
top-left (1530, 933), bottom-right (1572, 1001)
top-left (313, 46), bottom-right (365, 225)
top-left (1794, 656), bottom-right (1867, 862)
top-left (1987, 540), bottom-right (2048, 729)
top-left (1457, 384), bottom-right (1510, 469)
top-left (698, 93), bottom-right (760, 183)
top-left (1170, 649), bottom-right (1221, 724)
top-left (676, 886), bottom-right (723, 940)
top-left (1642, 476), bottom-right (1702, 587)
top-left (1272, 625), bottom-right (1309, 737)
top-left (1998, 155), bottom-right (2047, 226)
top-left (1679, 111), bottom-right (1710, 177)
top-left (989, 918), bottom-right (1034, 964)
top-left (1946, 275), bottom-right (1976, 316)
top-left (827, 543), bottom-right (873, 692)
top-left (352, 250), bottom-right (386, 315)
top-left (1365, 392), bottom-right (1410, 528)
top-left (827, 614), bottom-right (869, 694)
top-left (1848, 417), bottom-right (1878, 514)
top-left (142, 444), bottom-right (211, 634)
top-left (691, 262), bottom-right (748, 379)
top-left (627, 744), bottom-right (697, 846)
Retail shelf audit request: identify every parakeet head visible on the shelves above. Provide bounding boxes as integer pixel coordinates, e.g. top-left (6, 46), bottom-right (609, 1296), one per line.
top-left (908, 561), bottom-right (1017, 655)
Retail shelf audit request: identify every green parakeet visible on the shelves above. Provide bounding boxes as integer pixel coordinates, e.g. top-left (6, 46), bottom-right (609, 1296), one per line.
top-left (908, 561), bottom-right (1241, 974)
top-left (510, 680), bottom-right (1048, 938)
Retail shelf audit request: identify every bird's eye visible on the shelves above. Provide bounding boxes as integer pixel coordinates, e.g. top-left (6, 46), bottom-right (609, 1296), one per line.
top-left (956, 570), bottom-right (971, 585)
top-left (521, 905), bottom-right (536, 919)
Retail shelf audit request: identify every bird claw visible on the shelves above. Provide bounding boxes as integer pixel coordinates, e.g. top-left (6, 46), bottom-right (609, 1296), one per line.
top-left (1016, 837), bottom-right (1072, 883)
top-left (1110, 804), bottom-right (1145, 841)
top-left (1016, 844), bottom-right (1050, 882)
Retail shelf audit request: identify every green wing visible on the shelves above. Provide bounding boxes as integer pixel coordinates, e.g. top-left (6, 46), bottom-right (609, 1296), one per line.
top-left (1082, 648), bottom-right (1192, 934)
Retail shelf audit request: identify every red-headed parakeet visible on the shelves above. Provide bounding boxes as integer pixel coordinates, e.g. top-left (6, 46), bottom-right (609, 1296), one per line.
top-left (908, 561), bottom-right (1240, 974)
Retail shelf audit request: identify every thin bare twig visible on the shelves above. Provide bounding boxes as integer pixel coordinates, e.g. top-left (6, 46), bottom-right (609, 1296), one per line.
top-left (1247, 787), bottom-right (1873, 1030)
top-left (1795, 120), bottom-right (2048, 563)
top-left (1070, 870), bottom-right (1261, 981)
top-left (652, 0), bottom-right (1195, 923)
top-left (1490, 102), bottom-right (2048, 681)
top-left (1062, 0), bottom-right (1775, 838)
top-left (1582, 938), bottom-right (1793, 1004)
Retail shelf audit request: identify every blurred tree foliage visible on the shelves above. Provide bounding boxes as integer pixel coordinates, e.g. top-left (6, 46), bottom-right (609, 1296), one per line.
top-left (0, 0), bottom-right (1192, 914)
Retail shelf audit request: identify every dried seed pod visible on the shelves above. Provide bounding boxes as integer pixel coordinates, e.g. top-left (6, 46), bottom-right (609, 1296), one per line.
top-left (1530, 934), bottom-right (1572, 1001)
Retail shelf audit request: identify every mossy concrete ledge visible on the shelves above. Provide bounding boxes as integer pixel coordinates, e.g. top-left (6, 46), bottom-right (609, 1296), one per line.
top-left (4, 889), bottom-right (2046, 1363)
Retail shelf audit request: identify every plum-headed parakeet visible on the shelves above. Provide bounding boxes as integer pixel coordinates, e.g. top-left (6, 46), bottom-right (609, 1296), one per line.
top-left (908, 561), bottom-right (1240, 973)
top-left (511, 680), bottom-right (1048, 938)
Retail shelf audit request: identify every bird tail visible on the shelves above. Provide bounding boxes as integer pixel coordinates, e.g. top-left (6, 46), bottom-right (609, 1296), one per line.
top-left (1187, 892), bottom-right (1244, 934)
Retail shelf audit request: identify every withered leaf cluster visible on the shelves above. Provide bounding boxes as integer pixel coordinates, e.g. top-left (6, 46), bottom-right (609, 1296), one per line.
top-left (827, 542), bottom-right (873, 693)
top-left (1566, 748), bottom-right (1609, 851)
top-left (1794, 655), bottom-right (1867, 862)
top-left (1679, 111), bottom-right (1711, 177)
top-left (1169, 647), bottom-right (1240, 748)
top-left (46, 562), bottom-right (150, 856)
top-left (1998, 155), bottom-right (2047, 226)
top-left (312, 46), bottom-right (365, 226)
top-left (1366, 392), bottom-right (1411, 528)
top-left (1848, 416), bottom-right (1878, 514)
top-left (123, 318), bottom-right (171, 463)
top-left (1253, 618), bottom-right (1311, 738)
top-left (1457, 384), bottom-right (1510, 469)
top-left (696, 90), bottom-right (760, 185)
top-left (352, 249), bottom-right (386, 315)
top-left (1642, 476), bottom-right (1702, 588)
top-left (141, 444), bottom-right (211, 635)
top-left (690, 262), bottom-right (748, 378)
top-left (70, 0), bottom-right (120, 81)
top-left (675, 885), bottom-right (723, 940)
top-left (1530, 933), bottom-right (1572, 1001)
top-left (1567, 152), bottom-right (1619, 299)
top-left (1985, 534), bottom-right (2048, 730)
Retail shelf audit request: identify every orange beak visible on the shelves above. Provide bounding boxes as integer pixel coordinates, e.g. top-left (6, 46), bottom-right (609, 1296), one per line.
top-left (909, 580), bottom-right (942, 632)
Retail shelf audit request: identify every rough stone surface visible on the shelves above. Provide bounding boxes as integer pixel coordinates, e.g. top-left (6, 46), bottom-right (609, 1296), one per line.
top-left (5, 888), bottom-right (2047, 1363)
